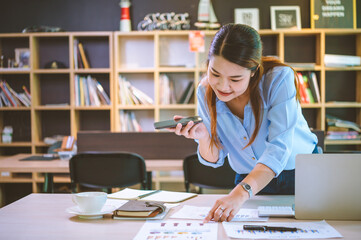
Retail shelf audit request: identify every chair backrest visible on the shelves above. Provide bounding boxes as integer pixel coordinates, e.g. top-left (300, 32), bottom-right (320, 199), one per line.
top-left (183, 153), bottom-right (236, 192)
top-left (69, 152), bottom-right (147, 193)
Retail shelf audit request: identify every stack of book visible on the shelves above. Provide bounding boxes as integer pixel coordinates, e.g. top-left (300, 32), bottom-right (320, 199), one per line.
top-left (119, 110), bottom-right (142, 132)
top-left (118, 75), bottom-right (153, 105)
top-left (297, 72), bottom-right (320, 104)
top-left (0, 80), bottom-right (31, 107)
top-left (159, 74), bottom-right (176, 105)
top-left (73, 39), bottom-right (90, 69)
top-left (326, 115), bottom-right (361, 141)
top-left (74, 75), bottom-right (110, 106)
top-left (159, 74), bottom-right (194, 105)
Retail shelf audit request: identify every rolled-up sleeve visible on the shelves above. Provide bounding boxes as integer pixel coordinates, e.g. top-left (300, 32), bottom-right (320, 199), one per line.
top-left (257, 67), bottom-right (298, 177)
top-left (195, 84), bottom-right (228, 168)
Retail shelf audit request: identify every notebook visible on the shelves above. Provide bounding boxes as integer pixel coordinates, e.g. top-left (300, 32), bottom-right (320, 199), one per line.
top-left (295, 153), bottom-right (361, 220)
top-left (108, 188), bottom-right (197, 203)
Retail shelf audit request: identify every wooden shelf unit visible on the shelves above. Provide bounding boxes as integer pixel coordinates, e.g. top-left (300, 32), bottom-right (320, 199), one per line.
top-left (0, 29), bottom-right (360, 156)
top-left (0, 32), bottom-right (114, 156)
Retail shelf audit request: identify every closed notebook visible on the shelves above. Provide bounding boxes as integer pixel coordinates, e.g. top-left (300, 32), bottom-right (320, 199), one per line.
top-left (114, 200), bottom-right (165, 218)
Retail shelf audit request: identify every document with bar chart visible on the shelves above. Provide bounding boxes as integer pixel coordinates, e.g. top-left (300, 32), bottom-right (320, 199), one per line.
top-left (222, 220), bottom-right (342, 239)
top-left (133, 220), bottom-right (217, 240)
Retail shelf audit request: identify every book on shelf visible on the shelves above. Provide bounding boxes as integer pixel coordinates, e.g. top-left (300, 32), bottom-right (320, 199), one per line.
top-left (119, 110), bottom-right (142, 132)
top-left (297, 73), bottom-right (310, 104)
top-left (326, 131), bottom-right (360, 140)
top-left (307, 72), bottom-right (320, 103)
top-left (118, 75), bottom-right (153, 105)
top-left (108, 188), bottom-right (197, 203)
top-left (74, 75), bottom-right (110, 106)
top-left (77, 42), bottom-right (90, 69)
top-left (73, 39), bottom-right (78, 69)
top-left (326, 115), bottom-right (361, 132)
top-left (0, 81), bottom-right (17, 107)
top-left (159, 74), bottom-right (177, 105)
top-left (324, 54), bottom-right (361, 67)
top-left (113, 200), bottom-right (165, 218)
top-left (178, 81), bottom-right (195, 104)
top-left (0, 80), bottom-right (31, 107)
top-left (297, 72), bottom-right (321, 104)
top-left (287, 62), bottom-right (316, 68)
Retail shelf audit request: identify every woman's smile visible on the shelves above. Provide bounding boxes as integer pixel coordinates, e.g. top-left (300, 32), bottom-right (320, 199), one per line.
top-left (217, 89), bottom-right (233, 97)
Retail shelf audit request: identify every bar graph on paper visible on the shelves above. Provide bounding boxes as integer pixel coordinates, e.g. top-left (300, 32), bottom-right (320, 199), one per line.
top-left (133, 220), bottom-right (217, 240)
top-left (222, 220), bottom-right (343, 239)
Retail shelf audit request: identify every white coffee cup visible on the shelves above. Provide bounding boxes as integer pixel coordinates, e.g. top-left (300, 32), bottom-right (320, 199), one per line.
top-left (72, 192), bottom-right (107, 213)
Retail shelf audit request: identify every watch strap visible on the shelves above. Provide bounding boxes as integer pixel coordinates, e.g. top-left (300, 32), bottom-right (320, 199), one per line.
top-left (239, 182), bottom-right (253, 198)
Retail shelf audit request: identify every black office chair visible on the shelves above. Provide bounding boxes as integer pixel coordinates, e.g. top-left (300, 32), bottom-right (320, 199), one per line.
top-left (43, 140), bottom-right (63, 193)
top-left (183, 153), bottom-right (236, 193)
top-left (69, 152), bottom-right (148, 193)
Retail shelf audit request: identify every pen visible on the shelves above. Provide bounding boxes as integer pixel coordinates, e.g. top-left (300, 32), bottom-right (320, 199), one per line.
top-left (243, 225), bottom-right (300, 232)
top-left (137, 190), bottom-right (161, 199)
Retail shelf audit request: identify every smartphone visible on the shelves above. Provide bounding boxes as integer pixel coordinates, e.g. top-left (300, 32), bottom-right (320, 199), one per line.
top-left (154, 116), bottom-right (203, 129)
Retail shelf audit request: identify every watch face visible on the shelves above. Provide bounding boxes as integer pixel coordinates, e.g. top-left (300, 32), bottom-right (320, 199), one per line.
top-left (244, 184), bottom-right (251, 190)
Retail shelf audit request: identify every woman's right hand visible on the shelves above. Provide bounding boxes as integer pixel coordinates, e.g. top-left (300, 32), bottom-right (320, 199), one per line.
top-left (167, 115), bottom-right (208, 140)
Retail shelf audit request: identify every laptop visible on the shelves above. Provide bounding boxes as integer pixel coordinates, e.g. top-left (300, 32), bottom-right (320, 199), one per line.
top-left (295, 154), bottom-right (361, 220)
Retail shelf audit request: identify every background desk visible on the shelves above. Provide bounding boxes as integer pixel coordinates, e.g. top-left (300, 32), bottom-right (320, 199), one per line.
top-left (0, 194), bottom-right (360, 239)
top-left (0, 154), bottom-right (183, 206)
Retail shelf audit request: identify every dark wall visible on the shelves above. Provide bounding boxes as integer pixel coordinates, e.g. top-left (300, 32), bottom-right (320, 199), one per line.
top-left (0, 0), bottom-right (313, 33)
top-left (0, 0), bottom-right (360, 33)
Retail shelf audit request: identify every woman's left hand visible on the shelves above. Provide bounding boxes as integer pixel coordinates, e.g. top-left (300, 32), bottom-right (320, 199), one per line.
top-left (203, 189), bottom-right (248, 222)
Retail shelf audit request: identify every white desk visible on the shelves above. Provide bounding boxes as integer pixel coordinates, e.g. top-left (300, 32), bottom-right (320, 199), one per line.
top-left (0, 194), bottom-right (360, 239)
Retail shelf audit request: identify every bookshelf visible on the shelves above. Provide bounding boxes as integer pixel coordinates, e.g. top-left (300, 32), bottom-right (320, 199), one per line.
top-left (0, 29), bottom-right (360, 164)
top-left (113, 30), bottom-right (360, 152)
top-left (0, 32), bottom-right (113, 193)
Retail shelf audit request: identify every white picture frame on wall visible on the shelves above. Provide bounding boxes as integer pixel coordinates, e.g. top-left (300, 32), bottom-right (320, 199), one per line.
top-left (234, 8), bottom-right (260, 30)
top-left (270, 6), bottom-right (301, 30)
top-left (15, 48), bottom-right (30, 68)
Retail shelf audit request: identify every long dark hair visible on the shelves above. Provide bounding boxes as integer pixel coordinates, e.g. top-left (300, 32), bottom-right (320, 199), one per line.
top-left (205, 24), bottom-right (300, 149)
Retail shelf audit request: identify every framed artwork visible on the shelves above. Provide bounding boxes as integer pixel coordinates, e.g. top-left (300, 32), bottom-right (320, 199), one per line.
top-left (311, 0), bottom-right (356, 29)
top-left (234, 8), bottom-right (260, 30)
top-left (15, 48), bottom-right (30, 68)
top-left (270, 6), bottom-right (301, 30)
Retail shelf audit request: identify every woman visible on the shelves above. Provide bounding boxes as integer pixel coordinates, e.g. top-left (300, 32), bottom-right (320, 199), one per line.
top-left (169, 24), bottom-right (318, 222)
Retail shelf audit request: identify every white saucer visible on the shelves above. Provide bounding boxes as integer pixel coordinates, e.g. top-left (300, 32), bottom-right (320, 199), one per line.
top-left (66, 205), bottom-right (118, 219)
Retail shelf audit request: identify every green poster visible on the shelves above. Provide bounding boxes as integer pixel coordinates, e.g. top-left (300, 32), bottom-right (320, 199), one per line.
top-left (313, 0), bottom-right (355, 28)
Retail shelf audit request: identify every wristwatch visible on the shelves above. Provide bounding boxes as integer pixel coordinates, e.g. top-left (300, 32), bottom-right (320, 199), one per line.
top-left (239, 182), bottom-right (253, 198)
